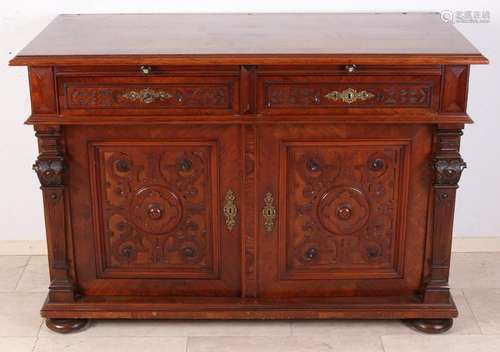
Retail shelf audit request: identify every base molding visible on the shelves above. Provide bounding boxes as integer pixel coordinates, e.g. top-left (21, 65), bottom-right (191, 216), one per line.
top-left (41, 294), bottom-right (458, 320)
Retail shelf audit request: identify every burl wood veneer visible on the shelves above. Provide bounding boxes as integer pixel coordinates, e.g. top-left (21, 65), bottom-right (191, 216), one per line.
top-left (10, 13), bottom-right (488, 334)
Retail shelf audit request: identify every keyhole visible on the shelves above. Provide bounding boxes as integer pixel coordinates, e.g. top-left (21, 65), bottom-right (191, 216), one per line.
top-left (143, 92), bottom-right (153, 103)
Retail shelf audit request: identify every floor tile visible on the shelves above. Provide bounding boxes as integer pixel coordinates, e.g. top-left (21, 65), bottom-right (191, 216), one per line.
top-left (450, 252), bottom-right (500, 289)
top-left (0, 337), bottom-right (37, 352)
top-left (463, 288), bottom-right (500, 334)
top-left (16, 256), bottom-right (49, 292)
top-left (292, 318), bottom-right (409, 336)
top-left (382, 334), bottom-right (500, 352)
top-left (0, 293), bottom-right (45, 337)
top-left (187, 336), bottom-right (384, 352)
top-left (0, 241), bottom-right (47, 256)
top-left (450, 289), bottom-right (482, 334)
top-left (40, 319), bottom-right (291, 337)
top-left (290, 290), bottom-right (480, 336)
top-left (34, 337), bottom-right (187, 352)
top-left (0, 256), bottom-right (29, 292)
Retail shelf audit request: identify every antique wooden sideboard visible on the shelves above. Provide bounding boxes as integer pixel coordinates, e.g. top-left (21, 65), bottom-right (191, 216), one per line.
top-left (10, 13), bottom-right (488, 334)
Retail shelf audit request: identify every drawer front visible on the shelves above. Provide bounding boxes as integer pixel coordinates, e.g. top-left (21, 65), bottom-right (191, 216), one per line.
top-left (58, 76), bottom-right (239, 116)
top-left (258, 75), bottom-right (440, 114)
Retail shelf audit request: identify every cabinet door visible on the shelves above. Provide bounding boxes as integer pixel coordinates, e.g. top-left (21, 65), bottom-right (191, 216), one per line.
top-left (66, 125), bottom-right (241, 297)
top-left (258, 124), bottom-right (432, 298)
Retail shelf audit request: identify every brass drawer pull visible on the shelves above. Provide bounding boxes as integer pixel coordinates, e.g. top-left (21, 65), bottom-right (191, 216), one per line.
top-left (345, 64), bottom-right (357, 73)
top-left (262, 192), bottom-right (277, 232)
top-left (140, 65), bottom-right (152, 75)
top-left (223, 189), bottom-right (238, 232)
top-left (122, 88), bottom-right (173, 104)
top-left (324, 88), bottom-right (375, 104)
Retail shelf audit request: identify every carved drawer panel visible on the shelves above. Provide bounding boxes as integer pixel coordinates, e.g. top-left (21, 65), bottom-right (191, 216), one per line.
top-left (90, 141), bottom-right (220, 279)
top-left (281, 141), bottom-right (409, 280)
top-left (257, 75), bottom-right (440, 114)
top-left (58, 75), bottom-right (239, 115)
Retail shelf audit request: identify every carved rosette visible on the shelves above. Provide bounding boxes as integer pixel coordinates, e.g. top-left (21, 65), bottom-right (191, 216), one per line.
top-left (318, 187), bottom-right (370, 235)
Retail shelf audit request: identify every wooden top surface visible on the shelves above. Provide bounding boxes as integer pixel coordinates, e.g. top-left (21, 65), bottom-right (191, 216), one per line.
top-left (10, 13), bottom-right (488, 66)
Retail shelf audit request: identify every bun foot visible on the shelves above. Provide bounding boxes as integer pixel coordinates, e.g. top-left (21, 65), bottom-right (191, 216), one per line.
top-left (45, 318), bottom-right (90, 333)
top-left (406, 318), bottom-right (453, 334)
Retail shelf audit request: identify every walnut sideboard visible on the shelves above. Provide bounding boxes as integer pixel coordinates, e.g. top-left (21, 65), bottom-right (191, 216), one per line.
top-left (10, 13), bottom-right (488, 334)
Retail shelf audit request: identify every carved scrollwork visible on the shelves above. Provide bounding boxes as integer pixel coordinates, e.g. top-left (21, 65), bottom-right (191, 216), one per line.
top-left (433, 158), bottom-right (466, 185)
top-left (287, 146), bottom-right (403, 273)
top-left (266, 83), bottom-right (432, 107)
top-left (33, 158), bottom-right (65, 187)
top-left (96, 146), bottom-right (215, 273)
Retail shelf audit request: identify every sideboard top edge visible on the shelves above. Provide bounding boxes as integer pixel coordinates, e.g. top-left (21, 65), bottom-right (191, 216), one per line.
top-left (9, 13), bottom-right (488, 66)
top-left (9, 53), bottom-right (489, 67)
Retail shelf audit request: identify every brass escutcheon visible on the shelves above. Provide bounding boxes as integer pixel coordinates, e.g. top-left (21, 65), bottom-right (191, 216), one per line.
top-left (262, 192), bottom-right (277, 232)
top-left (223, 189), bottom-right (238, 232)
top-left (324, 88), bottom-right (375, 104)
top-left (122, 88), bottom-right (173, 104)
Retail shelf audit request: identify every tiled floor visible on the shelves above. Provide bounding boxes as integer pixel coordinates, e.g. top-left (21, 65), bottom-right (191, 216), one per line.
top-left (1, 253), bottom-right (500, 351)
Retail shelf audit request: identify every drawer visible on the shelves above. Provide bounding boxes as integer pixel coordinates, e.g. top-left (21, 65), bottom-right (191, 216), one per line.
top-left (257, 75), bottom-right (441, 115)
top-left (57, 74), bottom-right (239, 116)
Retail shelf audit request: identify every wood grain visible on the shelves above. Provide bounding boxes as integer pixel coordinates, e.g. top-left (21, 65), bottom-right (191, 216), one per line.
top-left (10, 12), bottom-right (488, 332)
top-left (10, 13), bottom-right (488, 66)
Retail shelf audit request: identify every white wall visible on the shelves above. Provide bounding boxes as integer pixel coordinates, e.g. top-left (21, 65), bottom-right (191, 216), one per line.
top-left (1, 0), bottom-right (498, 240)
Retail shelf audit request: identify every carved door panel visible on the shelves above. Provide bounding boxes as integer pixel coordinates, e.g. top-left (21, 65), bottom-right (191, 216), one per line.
top-left (66, 125), bottom-right (241, 296)
top-left (258, 124), bottom-right (432, 298)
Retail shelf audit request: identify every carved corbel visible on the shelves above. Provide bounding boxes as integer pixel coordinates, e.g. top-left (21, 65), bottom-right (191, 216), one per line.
top-left (433, 158), bottom-right (466, 186)
top-left (33, 158), bottom-right (65, 187)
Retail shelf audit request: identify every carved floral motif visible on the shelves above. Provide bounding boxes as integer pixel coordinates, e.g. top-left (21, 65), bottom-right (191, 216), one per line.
top-left (67, 85), bottom-right (229, 109)
top-left (96, 146), bottom-right (213, 271)
top-left (267, 83), bottom-right (432, 107)
top-left (287, 146), bottom-right (404, 272)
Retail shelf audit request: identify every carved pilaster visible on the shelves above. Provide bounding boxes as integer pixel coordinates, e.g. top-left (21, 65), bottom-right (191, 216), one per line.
top-left (424, 126), bottom-right (465, 304)
top-left (34, 125), bottom-right (75, 302)
top-left (241, 125), bottom-right (257, 297)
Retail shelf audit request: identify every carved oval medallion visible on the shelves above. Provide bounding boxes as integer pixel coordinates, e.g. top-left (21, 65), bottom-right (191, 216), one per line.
top-left (130, 186), bottom-right (182, 235)
top-left (318, 186), bottom-right (370, 235)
